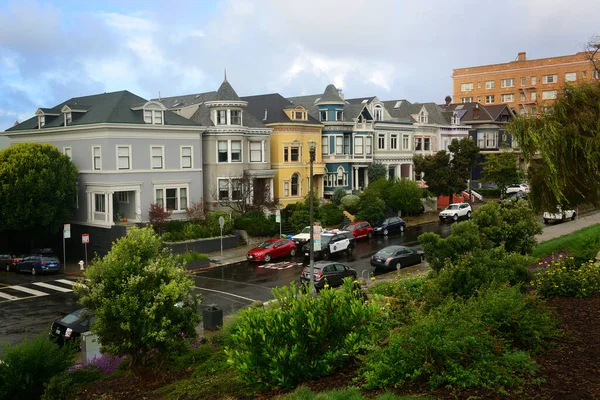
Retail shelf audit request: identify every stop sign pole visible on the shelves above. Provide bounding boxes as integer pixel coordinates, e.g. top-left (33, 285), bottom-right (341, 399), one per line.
top-left (82, 234), bottom-right (90, 268)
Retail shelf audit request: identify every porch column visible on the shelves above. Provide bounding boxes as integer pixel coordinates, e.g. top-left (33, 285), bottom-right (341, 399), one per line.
top-left (396, 165), bottom-right (401, 180)
top-left (104, 191), bottom-right (110, 224)
top-left (385, 165), bottom-right (390, 179)
top-left (107, 191), bottom-right (114, 225)
top-left (320, 176), bottom-right (325, 198)
top-left (86, 191), bottom-right (92, 222)
top-left (135, 189), bottom-right (141, 222)
top-left (353, 167), bottom-right (358, 190)
top-left (269, 178), bottom-right (274, 201)
top-left (364, 168), bottom-right (369, 187)
top-left (409, 164), bottom-right (414, 180)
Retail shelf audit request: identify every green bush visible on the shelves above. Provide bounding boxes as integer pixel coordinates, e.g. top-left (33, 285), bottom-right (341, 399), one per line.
top-left (41, 372), bottom-right (74, 400)
top-left (280, 386), bottom-right (420, 400)
top-left (533, 257), bottom-right (600, 298)
top-left (234, 212), bottom-right (278, 237)
top-left (289, 209), bottom-right (310, 233)
top-left (332, 187), bottom-right (347, 206)
top-left (340, 195), bottom-right (360, 214)
top-left (355, 193), bottom-right (386, 226)
top-left (0, 336), bottom-right (75, 400)
top-left (181, 251), bottom-right (209, 263)
top-left (164, 219), bottom-right (188, 234)
top-left (476, 188), bottom-right (502, 197)
top-left (162, 212), bottom-right (234, 242)
top-left (361, 299), bottom-right (538, 390)
top-left (369, 275), bottom-right (427, 301)
top-left (319, 203), bottom-right (344, 227)
top-left (225, 281), bottom-right (384, 389)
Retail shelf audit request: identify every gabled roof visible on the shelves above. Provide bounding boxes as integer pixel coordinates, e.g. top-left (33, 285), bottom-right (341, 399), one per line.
top-left (383, 100), bottom-right (452, 125)
top-left (155, 91), bottom-right (217, 109)
top-left (6, 90), bottom-right (197, 131)
top-left (287, 94), bottom-right (322, 120)
top-left (216, 79), bottom-right (241, 101)
top-left (316, 84), bottom-right (344, 105)
top-left (441, 102), bottom-right (514, 123)
top-left (241, 93), bottom-right (321, 125)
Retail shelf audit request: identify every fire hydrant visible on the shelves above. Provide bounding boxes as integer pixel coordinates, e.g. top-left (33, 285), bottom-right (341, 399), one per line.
top-left (79, 260), bottom-right (85, 271)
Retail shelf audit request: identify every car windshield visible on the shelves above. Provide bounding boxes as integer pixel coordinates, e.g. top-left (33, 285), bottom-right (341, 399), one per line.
top-left (301, 227), bottom-right (310, 234)
top-left (60, 309), bottom-right (88, 324)
top-left (258, 242), bottom-right (274, 249)
top-left (377, 248), bottom-right (396, 256)
top-left (342, 225), bottom-right (354, 230)
top-left (446, 205), bottom-right (460, 210)
top-left (321, 236), bottom-right (333, 246)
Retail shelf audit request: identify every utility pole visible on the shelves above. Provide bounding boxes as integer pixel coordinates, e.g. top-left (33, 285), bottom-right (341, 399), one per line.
top-left (308, 140), bottom-right (317, 297)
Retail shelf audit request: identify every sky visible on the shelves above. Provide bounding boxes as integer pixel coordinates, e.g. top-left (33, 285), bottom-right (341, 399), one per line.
top-left (1, 0), bottom-right (599, 130)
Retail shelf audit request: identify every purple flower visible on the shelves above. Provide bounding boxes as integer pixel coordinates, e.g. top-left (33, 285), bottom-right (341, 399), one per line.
top-left (69, 354), bottom-right (125, 375)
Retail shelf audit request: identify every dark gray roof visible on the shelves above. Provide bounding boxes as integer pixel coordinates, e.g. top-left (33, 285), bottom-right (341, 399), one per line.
top-left (345, 97), bottom-right (376, 105)
top-left (383, 100), bottom-right (454, 125)
top-left (316, 84), bottom-right (344, 105)
top-left (155, 91), bottom-right (217, 109)
top-left (288, 91), bottom-right (371, 123)
top-left (287, 94), bottom-right (321, 120)
top-left (241, 93), bottom-right (321, 125)
top-left (216, 79), bottom-right (241, 101)
top-left (188, 104), bottom-right (266, 128)
top-left (7, 90), bottom-right (198, 131)
top-left (442, 103), bottom-right (514, 124)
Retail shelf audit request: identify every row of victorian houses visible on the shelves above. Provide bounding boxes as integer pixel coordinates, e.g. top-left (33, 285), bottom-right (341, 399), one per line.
top-left (2, 78), bottom-right (519, 242)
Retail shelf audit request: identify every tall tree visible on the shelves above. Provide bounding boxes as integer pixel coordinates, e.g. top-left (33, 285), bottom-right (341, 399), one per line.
top-left (448, 138), bottom-right (480, 183)
top-left (481, 149), bottom-right (523, 197)
top-left (0, 143), bottom-right (78, 233)
top-left (367, 162), bottom-right (387, 183)
top-left (213, 171), bottom-right (277, 215)
top-left (388, 178), bottom-right (423, 215)
top-left (413, 151), bottom-right (463, 197)
top-left (508, 81), bottom-right (600, 211)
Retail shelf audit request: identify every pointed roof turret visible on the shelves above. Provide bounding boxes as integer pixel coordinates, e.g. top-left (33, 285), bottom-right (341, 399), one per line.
top-left (316, 84), bottom-right (344, 105)
top-left (216, 78), bottom-right (241, 101)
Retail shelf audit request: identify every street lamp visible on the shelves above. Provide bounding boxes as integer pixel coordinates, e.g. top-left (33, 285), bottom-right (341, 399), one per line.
top-left (308, 139), bottom-right (317, 296)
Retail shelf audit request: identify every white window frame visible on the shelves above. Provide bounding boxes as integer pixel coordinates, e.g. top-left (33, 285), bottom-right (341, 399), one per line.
top-left (116, 145), bottom-right (132, 170)
top-left (320, 110), bottom-right (327, 121)
top-left (94, 193), bottom-right (106, 213)
top-left (150, 145), bottom-right (164, 170)
top-left (336, 110), bottom-right (343, 121)
top-left (542, 90), bottom-right (557, 100)
top-left (531, 76), bottom-right (537, 85)
top-left (354, 136), bottom-right (364, 154)
top-left (366, 136), bottom-right (372, 154)
top-left (377, 133), bottom-right (386, 150)
top-left (216, 110), bottom-right (227, 125)
top-left (322, 138), bottom-right (329, 155)
top-left (418, 111), bottom-right (428, 124)
top-left (501, 93), bottom-right (514, 103)
top-left (117, 192), bottom-right (129, 203)
top-left (485, 80), bottom-right (495, 89)
top-left (374, 105), bottom-right (383, 121)
top-left (335, 136), bottom-right (343, 154)
top-left (520, 77), bottom-right (526, 86)
top-left (565, 72), bottom-right (577, 82)
top-left (402, 135), bottom-right (410, 150)
top-left (249, 141), bottom-right (264, 163)
top-left (485, 132), bottom-right (497, 148)
top-left (92, 145), bottom-right (102, 171)
top-left (180, 146), bottom-right (193, 169)
top-left (542, 74), bottom-right (558, 84)
top-left (290, 173), bottom-right (301, 196)
top-left (231, 140), bottom-right (242, 163)
top-left (154, 184), bottom-right (189, 212)
top-left (230, 110), bottom-right (242, 125)
top-left (144, 109), bottom-right (164, 125)
top-left (63, 147), bottom-right (72, 160)
top-left (531, 92), bottom-right (537, 101)
top-left (461, 97), bottom-right (473, 103)
top-left (390, 134), bottom-right (398, 150)
top-left (593, 70), bottom-right (600, 80)
top-left (423, 137), bottom-right (431, 151)
top-left (415, 137), bottom-right (423, 151)
top-left (520, 93), bottom-right (526, 101)
top-left (217, 140), bottom-right (228, 163)
top-left (485, 95), bottom-right (495, 104)
top-left (501, 78), bottom-right (515, 88)
top-left (461, 83), bottom-right (473, 92)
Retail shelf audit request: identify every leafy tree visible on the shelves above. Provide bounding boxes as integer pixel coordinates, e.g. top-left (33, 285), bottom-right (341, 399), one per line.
top-left (340, 194), bottom-right (360, 214)
top-left (448, 137), bottom-right (480, 185)
top-left (508, 81), bottom-right (600, 211)
top-left (413, 151), bottom-right (463, 197)
top-left (75, 227), bottom-right (200, 380)
top-left (148, 203), bottom-right (172, 235)
top-left (355, 192), bottom-right (386, 225)
top-left (289, 209), bottom-right (310, 233)
top-left (0, 143), bottom-right (77, 233)
top-left (480, 148), bottom-right (523, 196)
top-left (388, 179), bottom-right (423, 215)
top-left (363, 178), bottom-right (392, 199)
top-left (331, 188), bottom-right (347, 206)
top-left (319, 203), bottom-right (344, 227)
top-left (367, 162), bottom-right (387, 183)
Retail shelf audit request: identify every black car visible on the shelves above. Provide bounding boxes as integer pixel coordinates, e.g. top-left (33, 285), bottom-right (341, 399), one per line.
top-left (0, 254), bottom-right (15, 272)
top-left (300, 261), bottom-right (357, 290)
top-left (372, 216), bottom-right (406, 236)
top-left (302, 231), bottom-right (355, 261)
top-left (50, 308), bottom-right (95, 346)
top-left (370, 245), bottom-right (424, 271)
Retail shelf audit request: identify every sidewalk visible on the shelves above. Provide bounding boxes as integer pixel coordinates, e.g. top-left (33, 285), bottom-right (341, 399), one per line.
top-left (536, 211), bottom-right (600, 243)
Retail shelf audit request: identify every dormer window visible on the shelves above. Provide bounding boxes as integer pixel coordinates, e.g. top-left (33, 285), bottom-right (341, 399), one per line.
top-left (217, 110), bottom-right (227, 125)
top-left (63, 112), bottom-right (72, 126)
top-left (230, 110), bottom-right (242, 125)
top-left (38, 115), bottom-right (45, 128)
top-left (336, 111), bottom-right (343, 121)
top-left (320, 110), bottom-right (327, 121)
top-left (451, 112), bottom-right (459, 125)
top-left (419, 110), bottom-right (428, 124)
top-left (374, 105), bottom-right (383, 121)
top-left (143, 109), bottom-right (163, 125)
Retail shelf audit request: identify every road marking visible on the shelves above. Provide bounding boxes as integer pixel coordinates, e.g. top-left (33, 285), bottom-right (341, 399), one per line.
top-left (10, 285), bottom-right (49, 297)
top-left (0, 282), bottom-right (11, 287)
top-left (32, 282), bottom-right (73, 293)
top-left (194, 286), bottom-right (256, 302)
top-left (195, 276), bottom-right (272, 290)
top-left (55, 279), bottom-right (86, 288)
top-left (258, 262), bottom-right (302, 270)
top-left (0, 291), bottom-right (18, 300)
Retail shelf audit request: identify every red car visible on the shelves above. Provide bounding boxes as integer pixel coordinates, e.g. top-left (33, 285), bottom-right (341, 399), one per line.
top-left (247, 238), bottom-right (297, 262)
top-left (342, 221), bottom-right (374, 240)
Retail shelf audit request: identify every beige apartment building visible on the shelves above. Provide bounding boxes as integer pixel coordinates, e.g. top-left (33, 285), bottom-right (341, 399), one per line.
top-left (453, 51), bottom-right (599, 115)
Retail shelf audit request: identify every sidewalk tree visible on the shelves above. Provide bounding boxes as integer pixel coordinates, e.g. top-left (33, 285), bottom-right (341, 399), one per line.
top-left (480, 148), bottom-right (523, 197)
top-left (75, 227), bottom-right (200, 380)
top-left (388, 178), bottom-right (423, 215)
top-left (367, 162), bottom-right (387, 183)
top-left (448, 138), bottom-right (480, 183)
top-left (508, 81), bottom-right (600, 211)
top-left (0, 143), bottom-right (77, 233)
top-left (413, 151), bottom-right (463, 197)
top-left (213, 171), bottom-right (277, 215)
top-left (355, 192), bottom-right (386, 225)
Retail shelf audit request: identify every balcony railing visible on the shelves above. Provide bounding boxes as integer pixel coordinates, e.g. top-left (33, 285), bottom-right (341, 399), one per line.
top-left (354, 121), bottom-right (374, 131)
top-left (323, 153), bottom-right (373, 161)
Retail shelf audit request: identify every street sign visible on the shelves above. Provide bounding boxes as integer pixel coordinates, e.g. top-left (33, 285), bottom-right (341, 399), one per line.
top-left (82, 234), bottom-right (90, 244)
top-left (63, 224), bottom-right (71, 239)
top-left (275, 214), bottom-right (281, 223)
top-left (313, 224), bottom-right (322, 251)
top-left (218, 216), bottom-right (225, 229)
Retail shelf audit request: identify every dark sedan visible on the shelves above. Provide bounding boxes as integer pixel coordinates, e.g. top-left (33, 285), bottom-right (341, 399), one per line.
top-left (0, 254), bottom-right (15, 272)
top-left (372, 216), bottom-right (406, 236)
top-left (17, 254), bottom-right (61, 275)
top-left (370, 245), bottom-right (424, 271)
top-left (50, 308), bottom-right (95, 346)
top-left (300, 261), bottom-right (357, 290)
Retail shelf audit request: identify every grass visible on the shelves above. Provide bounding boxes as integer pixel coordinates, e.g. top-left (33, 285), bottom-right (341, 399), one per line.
top-left (278, 386), bottom-right (432, 400)
top-left (531, 223), bottom-right (600, 262)
top-left (181, 251), bottom-right (209, 263)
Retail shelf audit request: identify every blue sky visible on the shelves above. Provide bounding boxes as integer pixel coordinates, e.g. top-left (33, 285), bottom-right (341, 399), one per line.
top-left (1, 0), bottom-right (599, 130)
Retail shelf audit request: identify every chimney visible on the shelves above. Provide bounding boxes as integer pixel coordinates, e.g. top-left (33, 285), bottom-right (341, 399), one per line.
top-left (517, 52), bottom-right (526, 61)
top-left (473, 103), bottom-right (480, 119)
top-left (263, 109), bottom-right (268, 121)
top-left (158, 91), bottom-right (161, 101)
top-left (337, 88), bottom-right (344, 100)
top-left (444, 95), bottom-right (452, 106)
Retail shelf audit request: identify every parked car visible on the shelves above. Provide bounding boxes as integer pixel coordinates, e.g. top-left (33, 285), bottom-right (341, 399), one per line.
top-left (543, 207), bottom-right (576, 224)
top-left (505, 191), bottom-right (528, 201)
top-left (16, 254), bottom-right (61, 275)
top-left (0, 254), bottom-right (15, 272)
top-left (370, 245), bottom-right (424, 271)
top-left (439, 203), bottom-right (472, 222)
top-left (247, 238), bottom-right (297, 262)
top-left (299, 261), bottom-right (357, 290)
top-left (372, 216), bottom-right (406, 236)
top-left (49, 308), bottom-right (95, 346)
top-left (302, 230), bottom-right (355, 260)
top-left (5, 255), bottom-right (25, 272)
top-left (291, 226), bottom-right (311, 246)
top-left (342, 221), bottom-right (374, 240)
top-left (505, 183), bottom-right (530, 195)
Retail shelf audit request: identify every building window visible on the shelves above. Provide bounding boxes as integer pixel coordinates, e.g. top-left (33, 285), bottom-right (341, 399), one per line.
top-left (320, 110), bottom-right (327, 121)
top-left (423, 138), bottom-right (431, 151)
top-left (415, 137), bottom-right (422, 151)
top-left (520, 93), bottom-right (526, 101)
top-left (520, 77), bottom-right (526, 86)
top-left (501, 78), bottom-right (515, 88)
top-left (377, 133), bottom-right (385, 150)
top-left (94, 194), bottom-right (105, 213)
top-left (155, 187), bottom-right (187, 211)
top-left (374, 106), bottom-right (383, 121)
top-left (583, 70), bottom-right (588, 78)
top-left (593, 70), bottom-right (599, 79)
top-left (542, 90), bottom-right (558, 100)
top-left (218, 141), bottom-right (228, 162)
top-left (336, 110), bottom-right (343, 121)
top-left (151, 146), bottom-right (163, 169)
top-left (144, 110), bottom-right (163, 125)
top-left (336, 136), bottom-right (343, 154)
top-left (501, 93), bottom-right (514, 103)
top-left (284, 181), bottom-right (289, 196)
top-left (461, 97), bottom-right (473, 103)
top-left (451, 112), bottom-right (460, 125)
top-left (343, 136), bottom-right (350, 154)
top-left (322, 139), bottom-right (328, 155)
top-left (336, 166), bottom-right (346, 186)
top-left (181, 146), bottom-right (192, 168)
top-left (38, 115), bottom-right (45, 128)
top-left (93, 146), bottom-right (101, 170)
top-left (485, 95), bottom-right (495, 104)
top-left (218, 180), bottom-right (229, 200)
top-left (355, 136), bottom-right (363, 154)
top-left (291, 173), bottom-right (300, 196)
top-left (477, 81), bottom-right (481, 88)
top-left (231, 179), bottom-right (242, 201)
top-left (531, 107), bottom-right (537, 115)
top-left (231, 140), bottom-right (242, 162)
top-left (565, 72), bottom-right (577, 82)
top-left (485, 80), bottom-right (495, 89)
top-left (390, 134), bottom-right (398, 150)
top-left (402, 135), bottom-right (410, 150)
top-left (418, 111), bottom-right (428, 123)
top-left (250, 141), bottom-right (263, 162)
top-left (63, 147), bottom-right (72, 160)
top-left (542, 74), bottom-right (558, 84)
top-left (217, 110), bottom-right (227, 125)
top-left (117, 192), bottom-right (129, 203)
top-left (65, 112), bottom-right (72, 125)
top-left (531, 92), bottom-right (537, 101)
top-left (366, 136), bottom-right (372, 154)
top-left (291, 147), bottom-right (300, 161)
top-left (531, 76), bottom-right (537, 85)
top-left (117, 146), bottom-right (131, 170)
top-left (486, 133), bottom-right (497, 148)
top-left (512, 136), bottom-right (519, 148)
top-left (230, 110), bottom-right (241, 125)
top-left (461, 83), bottom-right (473, 92)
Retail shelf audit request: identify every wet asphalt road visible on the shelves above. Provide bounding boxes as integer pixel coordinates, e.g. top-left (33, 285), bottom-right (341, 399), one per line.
top-left (0, 221), bottom-right (453, 346)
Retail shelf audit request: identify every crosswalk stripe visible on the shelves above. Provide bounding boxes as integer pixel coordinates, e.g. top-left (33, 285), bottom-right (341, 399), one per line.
top-left (32, 282), bottom-right (73, 293)
top-left (10, 285), bottom-right (49, 297)
top-left (55, 279), bottom-right (86, 288)
top-left (0, 291), bottom-right (19, 300)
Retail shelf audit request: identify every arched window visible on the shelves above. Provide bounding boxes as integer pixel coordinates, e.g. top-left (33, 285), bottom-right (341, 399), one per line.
top-left (374, 105), bottom-right (383, 121)
top-left (337, 166), bottom-right (345, 186)
top-left (291, 173), bottom-right (300, 196)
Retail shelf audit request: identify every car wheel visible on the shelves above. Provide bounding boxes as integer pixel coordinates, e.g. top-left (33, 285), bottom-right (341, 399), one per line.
top-left (346, 245), bottom-right (354, 255)
top-left (467, 211), bottom-right (472, 219)
top-left (544, 218), bottom-right (549, 224)
top-left (400, 225), bottom-right (405, 233)
top-left (453, 214), bottom-right (458, 221)
top-left (264, 253), bottom-right (271, 262)
top-left (396, 261), bottom-right (403, 271)
top-left (5, 264), bottom-right (9, 272)
top-left (290, 248), bottom-right (296, 257)
top-left (323, 251), bottom-right (330, 260)
top-left (31, 267), bottom-right (36, 276)
top-left (383, 228), bottom-right (389, 236)
top-left (572, 213), bottom-right (576, 220)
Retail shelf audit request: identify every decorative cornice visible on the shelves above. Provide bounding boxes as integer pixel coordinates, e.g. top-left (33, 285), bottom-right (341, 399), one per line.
top-left (204, 100), bottom-right (247, 108)
top-left (323, 125), bottom-right (353, 133)
top-left (271, 126), bottom-right (322, 133)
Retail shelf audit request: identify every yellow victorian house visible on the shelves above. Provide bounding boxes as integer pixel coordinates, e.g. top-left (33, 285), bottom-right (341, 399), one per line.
top-left (242, 93), bottom-right (325, 206)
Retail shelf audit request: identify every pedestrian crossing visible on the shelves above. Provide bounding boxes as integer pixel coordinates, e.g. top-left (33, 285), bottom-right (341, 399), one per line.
top-left (0, 278), bottom-right (83, 303)
top-left (257, 261), bottom-right (304, 270)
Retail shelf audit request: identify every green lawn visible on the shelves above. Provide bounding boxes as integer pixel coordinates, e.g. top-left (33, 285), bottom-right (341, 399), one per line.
top-left (279, 386), bottom-right (432, 400)
top-left (532, 223), bottom-right (600, 262)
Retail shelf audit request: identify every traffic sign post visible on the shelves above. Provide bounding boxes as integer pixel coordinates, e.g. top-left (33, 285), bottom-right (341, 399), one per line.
top-left (63, 224), bottom-right (70, 273)
top-left (218, 216), bottom-right (225, 259)
top-left (313, 223), bottom-right (322, 251)
top-left (82, 234), bottom-right (90, 268)
top-left (275, 209), bottom-right (281, 237)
